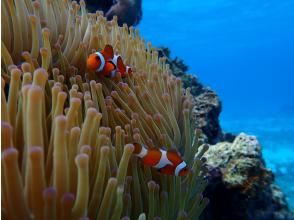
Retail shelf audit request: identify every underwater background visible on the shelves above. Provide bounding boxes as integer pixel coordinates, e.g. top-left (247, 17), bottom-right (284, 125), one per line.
top-left (138, 0), bottom-right (294, 209)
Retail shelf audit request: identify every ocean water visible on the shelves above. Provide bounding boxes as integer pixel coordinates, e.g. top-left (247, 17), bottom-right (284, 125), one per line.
top-left (138, 0), bottom-right (294, 209)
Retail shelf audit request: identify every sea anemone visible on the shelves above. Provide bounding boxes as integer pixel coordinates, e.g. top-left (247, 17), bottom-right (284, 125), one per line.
top-left (1, 0), bottom-right (209, 219)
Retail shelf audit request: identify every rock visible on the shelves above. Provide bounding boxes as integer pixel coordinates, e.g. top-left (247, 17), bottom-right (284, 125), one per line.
top-left (86, 0), bottom-right (142, 26)
top-left (106, 0), bottom-right (142, 26)
top-left (191, 90), bottom-right (223, 144)
top-left (201, 133), bottom-right (294, 220)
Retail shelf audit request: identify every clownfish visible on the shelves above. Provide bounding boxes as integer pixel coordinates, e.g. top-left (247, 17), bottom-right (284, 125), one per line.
top-left (112, 54), bottom-right (133, 78)
top-left (133, 143), bottom-right (190, 176)
top-left (87, 44), bottom-right (116, 78)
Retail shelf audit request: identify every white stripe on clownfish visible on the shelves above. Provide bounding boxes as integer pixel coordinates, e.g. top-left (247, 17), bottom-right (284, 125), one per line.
top-left (153, 149), bottom-right (173, 169)
top-left (95, 52), bottom-right (105, 72)
top-left (112, 54), bottom-right (121, 66)
top-left (137, 145), bottom-right (148, 158)
top-left (175, 161), bottom-right (187, 176)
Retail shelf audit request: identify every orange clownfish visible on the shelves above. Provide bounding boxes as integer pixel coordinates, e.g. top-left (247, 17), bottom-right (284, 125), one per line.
top-left (87, 45), bottom-right (116, 78)
top-left (133, 143), bottom-right (190, 176)
top-left (112, 54), bottom-right (132, 78)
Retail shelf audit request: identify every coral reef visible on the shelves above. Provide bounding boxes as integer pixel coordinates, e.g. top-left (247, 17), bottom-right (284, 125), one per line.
top-left (1, 0), bottom-right (208, 219)
top-left (202, 133), bottom-right (294, 220)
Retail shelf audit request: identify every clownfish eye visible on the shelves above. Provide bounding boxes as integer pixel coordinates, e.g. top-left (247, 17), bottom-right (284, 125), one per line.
top-left (95, 55), bottom-right (100, 61)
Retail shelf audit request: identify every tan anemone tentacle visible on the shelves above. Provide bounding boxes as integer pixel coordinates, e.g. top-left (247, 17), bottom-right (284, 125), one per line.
top-left (72, 153), bottom-right (89, 219)
top-left (53, 115), bottom-right (69, 215)
top-left (2, 148), bottom-right (31, 220)
top-left (1, 1), bottom-right (209, 219)
top-left (6, 0), bottom-right (23, 62)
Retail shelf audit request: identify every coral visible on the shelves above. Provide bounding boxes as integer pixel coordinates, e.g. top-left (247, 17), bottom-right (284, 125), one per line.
top-left (1, 0), bottom-right (208, 219)
top-left (201, 133), bottom-right (294, 220)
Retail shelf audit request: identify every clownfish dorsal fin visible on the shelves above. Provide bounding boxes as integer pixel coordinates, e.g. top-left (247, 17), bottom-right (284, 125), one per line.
top-left (102, 44), bottom-right (114, 60)
top-left (102, 61), bottom-right (116, 78)
top-left (117, 56), bottom-right (126, 72)
top-left (104, 61), bottom-right (116, 72)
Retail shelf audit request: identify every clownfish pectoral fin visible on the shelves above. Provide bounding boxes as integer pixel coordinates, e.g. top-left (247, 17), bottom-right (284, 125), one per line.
top-left (103, 61), bottom-right (116, 77)
top-left (102, 45), bottom-right (114, 60)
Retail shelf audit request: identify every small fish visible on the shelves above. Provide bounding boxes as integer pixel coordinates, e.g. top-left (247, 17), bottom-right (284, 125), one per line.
top-left (87, 44), bottom-right (116, 78)
top-left (112, 54), bottom-right (133, 78)
top-left (133, 143), bottom-right (190, 176)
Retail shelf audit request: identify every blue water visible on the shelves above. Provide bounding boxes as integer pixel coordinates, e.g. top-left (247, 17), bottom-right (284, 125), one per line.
top-left (138, 0), bottom-right (294, 209)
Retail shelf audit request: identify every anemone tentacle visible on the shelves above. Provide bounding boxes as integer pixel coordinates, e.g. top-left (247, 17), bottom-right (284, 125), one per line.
top-left (1, 0), bottom-right (209, 219)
